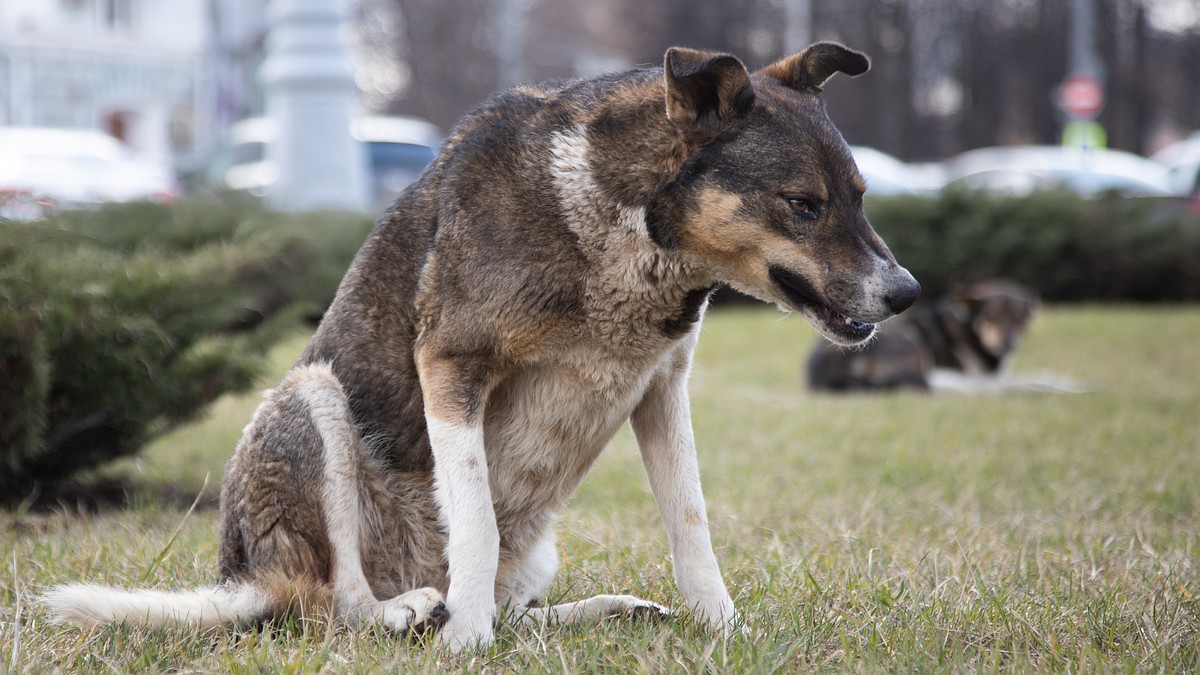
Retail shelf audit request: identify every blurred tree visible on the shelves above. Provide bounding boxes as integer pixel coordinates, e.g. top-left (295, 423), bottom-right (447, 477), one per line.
top-left (373, 0), bottom-right (1200, 158)
top-left (810, 0), bottom-right (1198, 157)
top-left (377, 0), bottom-right (499, 128)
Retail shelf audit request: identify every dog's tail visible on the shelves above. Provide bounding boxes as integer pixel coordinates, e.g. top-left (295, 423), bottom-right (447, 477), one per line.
top-left (41, 574), bottom-right (329, 630)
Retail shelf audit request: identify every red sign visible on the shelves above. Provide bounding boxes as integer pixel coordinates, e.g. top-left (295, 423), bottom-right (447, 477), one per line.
top-left (1060, 73), bottom-right (1105, 120)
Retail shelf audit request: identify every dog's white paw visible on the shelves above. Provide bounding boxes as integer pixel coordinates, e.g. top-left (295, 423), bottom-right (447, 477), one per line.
top-left (693, 600), bottom-right (745, 637)
top-left (601, 595), bottom-right (672, 621)
top-left (378, 587), bottom-right (448, 635)
top-left (720, 613), bottom-right (750, 638)
top-left (434, 612), bottom-right (494, 652)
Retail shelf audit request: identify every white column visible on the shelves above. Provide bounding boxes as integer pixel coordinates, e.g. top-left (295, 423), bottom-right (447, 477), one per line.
top-left (11, 51), bottom-right (34, 126)
top-left (259, 0), bottom-right (367, 212)
top-left (131, 103), bottom-right (171, 165)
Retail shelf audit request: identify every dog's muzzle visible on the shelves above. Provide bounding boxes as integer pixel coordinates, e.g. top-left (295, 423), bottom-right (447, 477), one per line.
top-left (768, 266), bottom-right (878, 345)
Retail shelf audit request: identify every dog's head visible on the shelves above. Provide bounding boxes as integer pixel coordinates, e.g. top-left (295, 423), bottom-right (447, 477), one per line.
top-left (653, 43), bottom-right (919, 346)
top-left (955, 279), bottom-right (1040, 366)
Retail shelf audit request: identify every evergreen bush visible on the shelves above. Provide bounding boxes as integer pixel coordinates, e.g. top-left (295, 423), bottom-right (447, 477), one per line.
top-left (0, 197), bottom-right (374, 501)
top-left (867, 189), bottom-right (1200, 302)
top-left (5, 189), bottom-right (1195, 499)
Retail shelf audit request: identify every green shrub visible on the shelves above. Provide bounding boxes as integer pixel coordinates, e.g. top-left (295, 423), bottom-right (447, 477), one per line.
top-left (867, 189), bottom-right (1200, 301)
top-left (36, 195), bottom-right (376, 322)
top-left (0, 197), bottom-right (374, 501)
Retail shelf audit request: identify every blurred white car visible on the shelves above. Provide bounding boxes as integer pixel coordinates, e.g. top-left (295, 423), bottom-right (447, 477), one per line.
top-left (850, 145), bottom-right (945, 196)
top-left (1151, 131), bottom-right (1200, 199)
top-left (941, 145), bottom-right (1175, 197)
top-left (219, 115), bottom-right (441, 211)
top-left (0, 127), bottom-right (179, 218)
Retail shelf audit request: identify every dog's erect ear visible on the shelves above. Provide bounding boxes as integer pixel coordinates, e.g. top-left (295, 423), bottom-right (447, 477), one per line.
top-left (664, 47), bottom-right (755, 136)
top-left (757, 42), bottom-right (869, 91)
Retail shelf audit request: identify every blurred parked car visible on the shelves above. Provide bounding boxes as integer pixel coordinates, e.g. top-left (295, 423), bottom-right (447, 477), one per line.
top-left (0, 127), bottom-right (178, 218)
top-left (217, 115), bottom-right (441, 211)
top-left (850, 146), bottom-right (945, 196)
top-left (941, 145), bottom-right (1174, 197)
top-left (1151, 131), bottom-right (1200, 200)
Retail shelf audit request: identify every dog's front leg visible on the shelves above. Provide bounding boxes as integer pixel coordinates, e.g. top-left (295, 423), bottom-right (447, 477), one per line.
top-left (417, 349), bottom-right (501, 651)
top-left (630, 357), bottom-right (741, 634)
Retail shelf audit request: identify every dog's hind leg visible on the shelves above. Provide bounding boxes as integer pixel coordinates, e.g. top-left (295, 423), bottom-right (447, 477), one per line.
top-left (296, 364), bottom-right (448, 633)
top-left (495, 528), bottom-right (559, 611)
top-left (517, 596), bottom-right (670, 628)
top-left (501, 530), bottom-right (670, 630)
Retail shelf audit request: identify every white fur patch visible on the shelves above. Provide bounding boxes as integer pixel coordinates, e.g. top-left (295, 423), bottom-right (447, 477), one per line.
top-left (41, 583), bottom-right (268, 629)
top-left (547, 125), bottom-right (649, 241)
top-left (496, 529), bottom-right (559, 608)
top-left (547, 125), bottom-right (598, 230)
top-left (427, 416), bottom-right (499, 648)
top-left (519, 594), bottom-right (669, 626)
top-left (293, 364), bottom-right (378, 615)
top-left (617, 204), bottom-right (650, 237)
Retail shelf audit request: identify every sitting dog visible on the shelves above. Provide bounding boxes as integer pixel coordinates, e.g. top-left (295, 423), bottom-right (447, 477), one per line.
top-left (807, 279), bottom-right (1076, 393)
top-left (44, 43), bottom-right (919, 650)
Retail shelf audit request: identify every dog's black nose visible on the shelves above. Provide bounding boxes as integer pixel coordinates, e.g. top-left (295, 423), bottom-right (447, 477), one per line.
top-left (886, 277), bottom-right (921, 314)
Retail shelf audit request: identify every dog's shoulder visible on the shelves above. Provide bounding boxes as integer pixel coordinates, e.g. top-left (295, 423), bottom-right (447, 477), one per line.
top-left (408, 68), bottom-right (714, 357)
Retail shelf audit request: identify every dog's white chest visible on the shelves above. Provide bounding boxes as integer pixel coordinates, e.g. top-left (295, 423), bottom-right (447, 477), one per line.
top-left (481, 346), bottom-right (666, 520)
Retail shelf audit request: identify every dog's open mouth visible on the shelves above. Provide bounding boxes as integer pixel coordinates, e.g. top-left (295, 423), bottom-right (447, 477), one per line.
top-left (768, 266), bottom-right (875, 345)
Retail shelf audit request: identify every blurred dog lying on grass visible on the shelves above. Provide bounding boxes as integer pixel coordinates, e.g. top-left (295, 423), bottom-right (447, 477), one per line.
top-left (808, 279), bottom-right (1084, 393)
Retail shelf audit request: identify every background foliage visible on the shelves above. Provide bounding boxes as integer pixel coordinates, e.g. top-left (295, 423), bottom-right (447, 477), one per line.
top-left (4, 190), bottom-right (1199, 496)
top-left (0, 198), bottom-right (374, 502)
top-left (867, 190), bottom-right (1200, 301)
top-left (374, 0), bottom-right (1200, 158)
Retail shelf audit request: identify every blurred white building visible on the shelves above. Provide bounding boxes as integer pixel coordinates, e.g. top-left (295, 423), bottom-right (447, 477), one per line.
top-left (0, 0), bottom-right (267, 171)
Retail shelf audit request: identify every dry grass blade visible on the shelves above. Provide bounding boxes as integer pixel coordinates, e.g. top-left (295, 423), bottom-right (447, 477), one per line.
top-left (139, 473), bottom-right (210, 584)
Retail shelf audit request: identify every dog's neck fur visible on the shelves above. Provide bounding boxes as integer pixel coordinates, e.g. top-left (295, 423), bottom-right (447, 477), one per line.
top-left (545, 120), bottom-right (717, 348)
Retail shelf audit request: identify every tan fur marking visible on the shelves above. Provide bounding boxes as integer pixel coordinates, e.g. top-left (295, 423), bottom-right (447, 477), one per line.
top-left (255, 571), bottom-right (335, 623)
top-left (756, 52), bottom-right (805, 84)
top-left (679, 186), bottom-right (826, 304)
top-left (678, 188), bottom-right (750, 267)
top-left (414, 345), bottom-right (500, 425)
top-left (977, 321), bottom-right (1005, 354)
top-left (852, 174), bottom-right (868, 195)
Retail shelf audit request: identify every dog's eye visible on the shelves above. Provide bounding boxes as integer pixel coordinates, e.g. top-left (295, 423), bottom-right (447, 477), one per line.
top-left (785, 197), bottom-right (820, 221)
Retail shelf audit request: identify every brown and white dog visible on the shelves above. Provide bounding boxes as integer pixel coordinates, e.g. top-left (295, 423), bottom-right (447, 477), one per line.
top-left (44, 43), bottom-right (919, 650)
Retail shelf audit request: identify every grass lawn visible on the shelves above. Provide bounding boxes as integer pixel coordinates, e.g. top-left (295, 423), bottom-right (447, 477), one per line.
top-left (3, 305), bottom-right (1198, 672)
